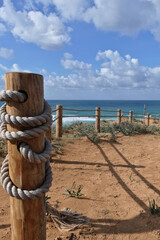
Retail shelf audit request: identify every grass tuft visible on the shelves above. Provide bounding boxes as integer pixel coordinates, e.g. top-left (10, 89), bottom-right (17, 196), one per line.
top-left (62, 181), bottom-right (85, 199)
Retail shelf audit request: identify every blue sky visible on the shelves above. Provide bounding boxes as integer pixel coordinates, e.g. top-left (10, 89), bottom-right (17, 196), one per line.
top-left (0, 0), bottom-right (160, 100)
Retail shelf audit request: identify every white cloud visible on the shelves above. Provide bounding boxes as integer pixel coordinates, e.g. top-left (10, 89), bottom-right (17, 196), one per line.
top-left (61, 53), bottom-right (92, 73)
top-left (1, 0), bottom-right (160, 49)
top-left (1, 50), bottom-right (160, 93)
top-left (0, 63), bottom-right (31, 91)
top-left (31, 0), bottom-right (157, 36)
top-left (34, 0), bottom-right (90, 20)
top-left (0, 0), bottom-right (70, 50)
top-left (27, 0), bottom-right (160, 43)
top-left (83, 0), bottom-right (155, 35)
top-left (0, 63), bottom-right (8, 72)
top-left (43, 50), bottom-right (160, 90)
top-left (0, 48), bottom-right (14, 59)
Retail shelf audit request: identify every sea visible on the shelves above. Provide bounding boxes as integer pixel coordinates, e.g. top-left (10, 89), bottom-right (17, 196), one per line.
top-left (48, 100), bottom-right (160, 125)
top-left (1, 100), bottom-right (160, 125)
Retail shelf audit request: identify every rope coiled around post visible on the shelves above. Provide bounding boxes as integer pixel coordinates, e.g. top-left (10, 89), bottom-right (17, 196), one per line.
top-left (0, 90), bottom-right (53, 200)
top-left (0, 155), bottom-right (52, 200)
top-left (0, 90), bottom-right (27, 102)
top-left (0, 101), bottom-right (52, 127)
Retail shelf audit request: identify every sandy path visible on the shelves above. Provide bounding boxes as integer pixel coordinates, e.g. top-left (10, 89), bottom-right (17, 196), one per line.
top-left (1, 134), bottom-right (160, 239)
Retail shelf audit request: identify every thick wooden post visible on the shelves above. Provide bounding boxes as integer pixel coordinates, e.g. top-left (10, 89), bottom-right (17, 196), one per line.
top-left (56, 105), bottom-right (62, 138)
top-left (147, 113), bottom-right (150, 126)
top-left (5, 72), bottom-right (46, 240)
top-left (117, 109), bottom-right (121, 124)
top-left (45, 127), bottom-right (52, 142)
top-left (129, 110), bottom-right (133, 123)
top-left (95, 107), bottom-right (100, 132)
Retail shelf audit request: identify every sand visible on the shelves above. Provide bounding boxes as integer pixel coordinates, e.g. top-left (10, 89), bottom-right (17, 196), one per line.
top-left (1, 131), bottom-right (160, 239)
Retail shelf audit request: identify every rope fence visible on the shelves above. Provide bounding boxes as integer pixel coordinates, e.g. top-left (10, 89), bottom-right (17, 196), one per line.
top-left (49, 105), bottom-right (160, 137)
top-left (63, 108), bottom-right (95, 111)
top-left (101, 109), bottom-right (117, 112)
top-left (52, 109), bottom-right (59, 112)
top-left (63, 115), bottom-right (95, 118)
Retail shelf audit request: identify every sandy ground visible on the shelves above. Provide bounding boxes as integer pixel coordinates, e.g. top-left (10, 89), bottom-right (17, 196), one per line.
top-left (1, 130), bottom-right (160, 239)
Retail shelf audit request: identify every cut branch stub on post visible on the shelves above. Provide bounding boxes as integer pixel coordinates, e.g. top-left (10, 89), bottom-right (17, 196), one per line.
top-left (56, 105), bottom-right (63, 138)
top-left (129, 110), bottom-right (133, 123)
top-left (5, 72), bottom-right (46, 240)
top-left (117, 109), bottom-right (121, 124)
top-left (95, 107), bottom-right (100, 132)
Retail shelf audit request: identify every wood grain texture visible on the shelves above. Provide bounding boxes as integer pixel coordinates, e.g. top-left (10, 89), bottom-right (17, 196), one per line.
top-left (56, 105), bottom-right (62, 138)
top-left (95, 107), bottom-right (100, 133)
top-left (117, 109), bottom-right (121, 124)
top-left (129, 110), bottom-right (133, 123)
top-left (5, 72), bottom-right (46, 240)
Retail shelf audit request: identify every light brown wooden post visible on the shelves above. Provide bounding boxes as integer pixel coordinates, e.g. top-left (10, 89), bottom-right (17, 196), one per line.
top-left (56, 105), bottom-right (62, 138)
top-left (129, 110), bottom-right (133, 123)
top-left (6, 72), bottom-right (46, 240)
top-left (117, 109), bottom-right (121, 124)
top-left (147, 113), bottom-right (150, 126)
top-left (95, 107), bottom-right (100, 132)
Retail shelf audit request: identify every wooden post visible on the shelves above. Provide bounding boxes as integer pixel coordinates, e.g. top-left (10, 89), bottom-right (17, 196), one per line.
top-left (117, 109), bottom-right (121, 124)
top-left (95, 107), bottom-right (100, 132)
top-left (56, 105), bottom-right (62, 138)
top-left (5, 72), bottom-right (46, 240)
top-left (147, 113), bottom-right (150, 126)
top-left (45, 127), bottom-right (52, 142)
top-left (129, 110), bottom-right (133, 123)
top-left (144, 104), bottom-right (146, 118)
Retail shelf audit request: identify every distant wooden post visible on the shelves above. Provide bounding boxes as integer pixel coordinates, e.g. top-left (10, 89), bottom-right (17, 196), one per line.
top-left (143, 104), bottom-right (146, 124)
top-left (147, 113), bottom-right (150, 126)
top-left (144, 104), bottom-right (146, 118)
top-left (6, 72), bottom-right (46, 240)
top-left (129, 110), bottom-right (133, 123)
top-left (117, 109), bottom-right (121, 124)
top-left (95, 107), bottom-right (100, 132)
top-left (56, 105), bottom-right (63, 138)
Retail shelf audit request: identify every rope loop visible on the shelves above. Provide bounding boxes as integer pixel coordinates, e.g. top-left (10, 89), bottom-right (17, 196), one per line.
top-left (0, 100), bottom-right (52, 127)
top-left (0, 156), bottom-right (53, 200)
top-left (0, 89), bottom-right (53, 200)
top-left (0, 90), bottom-right (27, 102)
top-left (19, 137), bottom-right (52, 164)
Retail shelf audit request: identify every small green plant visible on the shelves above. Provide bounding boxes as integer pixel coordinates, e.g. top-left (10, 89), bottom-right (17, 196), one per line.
top-left (62, 181), bottom-right (85, 199)
top-left (148, 198), bottom-right (160, 216)
top-left (129, 173), bottom-right (139, 183)
top-left (52, 141), bottom-right (63, 154)
top-left (153, 118), bottom-right (158, 124)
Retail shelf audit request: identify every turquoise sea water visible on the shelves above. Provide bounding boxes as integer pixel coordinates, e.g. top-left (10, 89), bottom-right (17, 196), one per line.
top-left (1, 100), bottom-right (160, 125)
top-left (48, 100), bottom-right (160, 125)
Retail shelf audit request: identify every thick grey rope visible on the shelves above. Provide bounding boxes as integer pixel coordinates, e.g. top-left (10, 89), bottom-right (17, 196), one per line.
top-left (0, 119), bottom-right (52, 140)
top-left (19, 137), bottom-right (52, 164)
top-left (0, 156), bottom-right (53, 200)
top-left (0, 90), bottom-right (53, 199)
top-left (0, 101), bottom-right (52, 127)
top-left (0, 90), bottom-right (26, 102)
